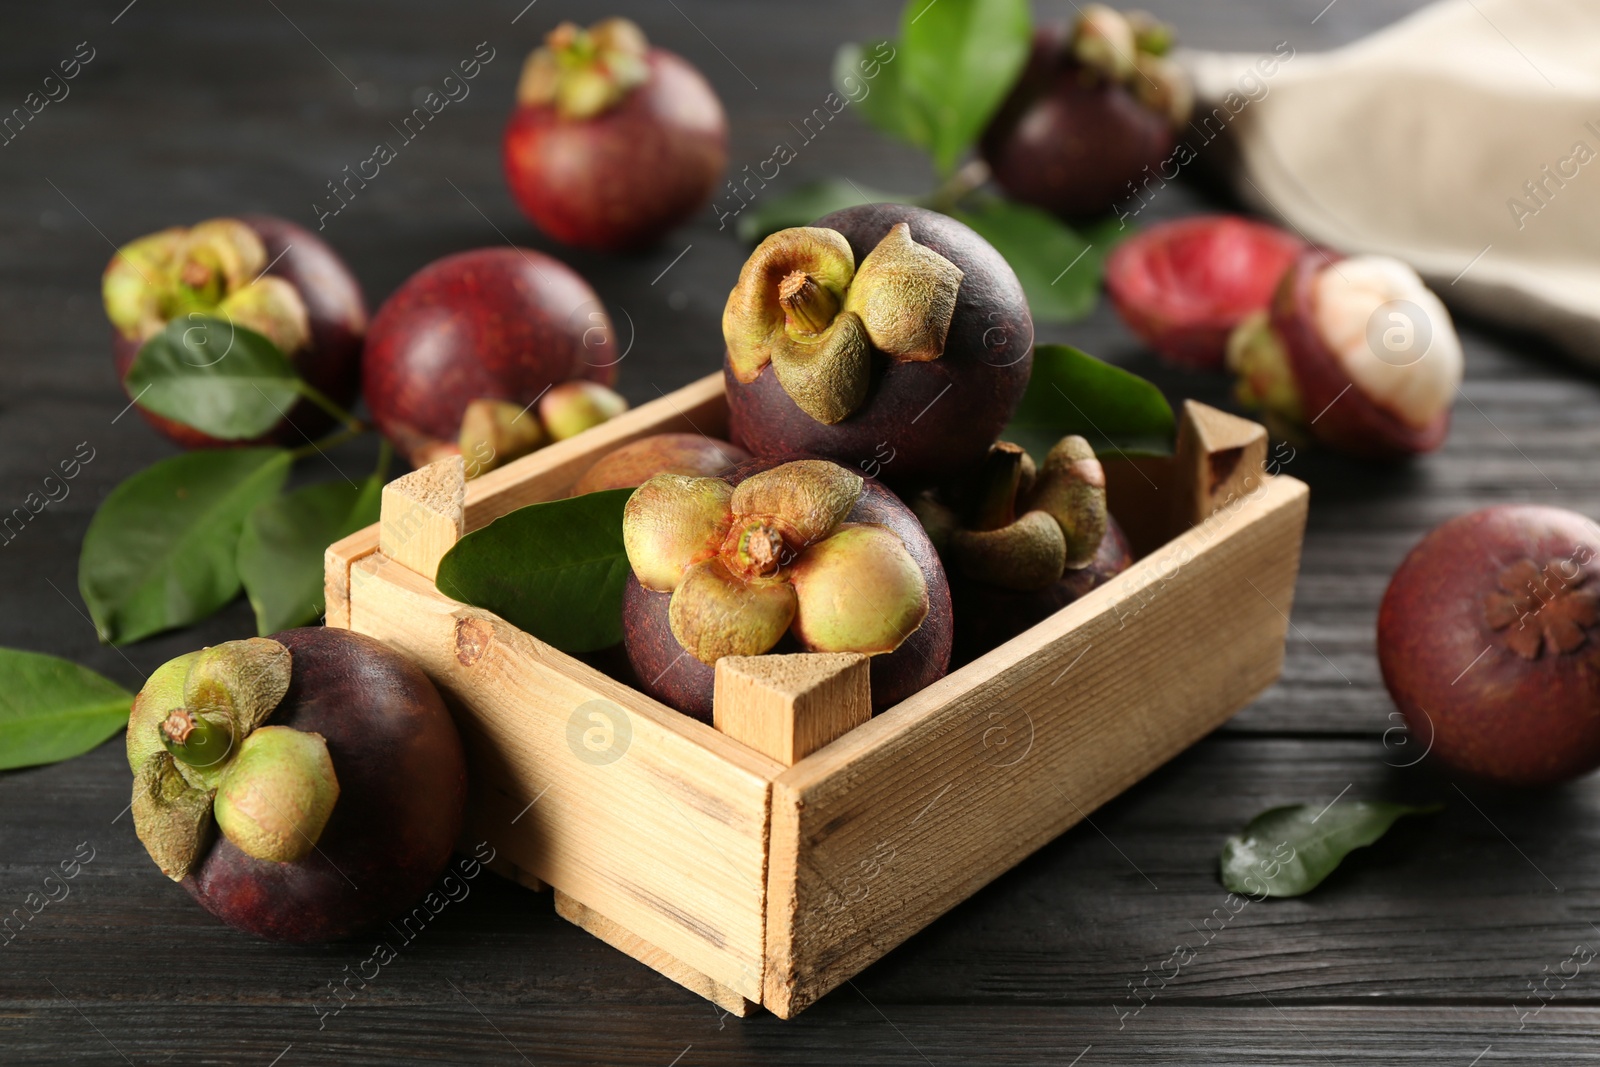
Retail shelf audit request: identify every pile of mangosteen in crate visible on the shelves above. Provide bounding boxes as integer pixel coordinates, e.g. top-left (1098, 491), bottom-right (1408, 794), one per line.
top-left (56, 2), bottom-right (1595, 1021)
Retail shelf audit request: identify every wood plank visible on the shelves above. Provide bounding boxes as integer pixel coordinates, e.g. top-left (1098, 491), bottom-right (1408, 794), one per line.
top-left (459, 373), bottom-right (727, 530)
top-left (1101, 453), bottom-right (1177, 559)
top-left (12, 0), bottom-right (1599, 1057)
top-left (554, 889), bottom-right (755, 1018)
top-left (322, 526), bottom-right (380, 631)
top-left (713, 653), bottom-right (871, 767)
top-left (379, 455), bottom-right (465, 582)
top-left (1171, 399), bottom-right (1271, 530)
top-left (10, 1002), bottom-right (1600, 1065)
top-left (763, 474), bottom-right (1310, 1016)
top-left (10, 736), bottom-right (1600, 1014)
top-left (346, 554), bottom-right (782, 1002)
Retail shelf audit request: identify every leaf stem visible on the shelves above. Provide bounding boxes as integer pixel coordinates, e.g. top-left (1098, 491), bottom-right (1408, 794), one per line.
top-left (372, 438), bottom-right (393, 484)
top-left (289, 422), bottom-right (369, 462)
top-left (294, 379), bottom-right (365, 434)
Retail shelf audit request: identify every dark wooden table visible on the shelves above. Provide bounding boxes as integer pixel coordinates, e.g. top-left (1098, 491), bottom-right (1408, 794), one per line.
top-left (5, 0), bottom-right (1599, 1063)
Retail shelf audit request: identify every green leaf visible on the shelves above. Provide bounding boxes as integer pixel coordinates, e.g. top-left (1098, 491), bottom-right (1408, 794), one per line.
top-left (1003, 344), bottom-right (1176, 461)
top-left (899, 0), bottom-right (1031, 174)
top-left (954, 199), bottom-right (1127, 323)
top-left (79, 448), bottom-right (293, 644)
top-left (435, 489), bottom-right (634, 654)
top-left (736, 179), bottom-right (912, 244)
top-left (126, 316), bottom-right (302, 440)
top-left (1220, 801), bottom-right (1443, 899)
top-left (0, 649), bottom-right (133, 771)
top-left (831, 41), bottom-right (932, 151)
top-left (237, 475), bottom-right (382, 635)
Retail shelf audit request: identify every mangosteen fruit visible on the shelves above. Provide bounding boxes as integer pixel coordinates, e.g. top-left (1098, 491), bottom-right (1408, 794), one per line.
top-left (1227, 250), bottom-right (1463, 459)
top-left (572, 433), bottom-right (750, 495)
top-left (1378, 505), bottom-right (1600, 787)
top-left (126, 628), bottom-right (467, 942)
top-left (620, 456), bottom-right (952, 720)
top-left (722, 203), bottom-right (1032, 489)
top-left (503, 18), bottom-right (727, 251)
top-left (103, 215), bottom-right (367, 448)
top-left (362, 247), bottom-right (624, 472)
top-left (1106, 215), bottom-right (1306, 370)
top-left (915, 437), bottom-right (1131, 664)
top-left (980, 9), bottom-right (1190, 220)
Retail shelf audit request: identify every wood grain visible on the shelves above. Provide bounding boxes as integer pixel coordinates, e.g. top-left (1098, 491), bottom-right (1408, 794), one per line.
top-left (347, 553), bottom-right (781, 1002)
top-left (4, 0), bottom-right (1593, 1058)
top-left (764, 474), bottom-right (1310, 1016)
top-left (1172, 399), bottom-right (1271, 530)
top-left (713, 653), bottom-right (872, 766)
top-left (379, 455), bottom-right (465, 582)
top-left (460, 373), bottom-right (727, 531)
top-left (555, 889), bottom-right (755, 1018)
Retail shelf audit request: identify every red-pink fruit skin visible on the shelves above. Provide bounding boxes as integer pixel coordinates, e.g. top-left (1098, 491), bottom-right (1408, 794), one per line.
top-left (503, 49), bottom-right (727, 252)
top-left (725, 203), bottom-right (1033, 492)
top-left (184, 628), bottom-right (467, 943)
top-left (979, 27), bottom-right (1174, 220)
top-left (1106, 215), bottom-right (1305, 371)
top-left (361, 247), bottom-right (618, 464)
top-left (1377, 505), bottom-right (1600, 787)
top-left (623, 456), bottom-right (953, 721)
top-left (112, 215), bottom-right (368, 450)
top-left (1273, 250), bottom-right (1450, 460)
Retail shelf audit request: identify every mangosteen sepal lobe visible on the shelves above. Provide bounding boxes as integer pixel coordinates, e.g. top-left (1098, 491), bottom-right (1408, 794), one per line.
top-left (131, 751), bottom-right (217, 881)
top-left (516, 18), bottom-right (651, 120)
top-left (723, 222), bottom-right (963, 425)
top-left (129, 637), bottom-right (322, 880)
top-left (1484, 558), bottom-right (1599, 660)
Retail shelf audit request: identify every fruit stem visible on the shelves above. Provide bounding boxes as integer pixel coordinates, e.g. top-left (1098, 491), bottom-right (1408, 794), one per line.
top-left (730, 521), bottom-right (785, 578)
top-left (160, 707), bottom-right (235, 769)
top-left (925, 159), bottom-right (991, 214)
top-left (970, 443), bottom-right (1027, 532)
top-left (294, 379), bottom-right (367, 435)
top-left (778, 272), bottom-right (840, 335)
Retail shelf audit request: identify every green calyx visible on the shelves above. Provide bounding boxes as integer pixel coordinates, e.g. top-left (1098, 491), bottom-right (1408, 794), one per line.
top-left (214, 726), bottom-right (340, 865)
top-left (455, 382), bottom-right (629, 480)
top-left (102, 218), bottom-right (311, 356)
top-left (125, 638), bottom-right (342, 880)
top-left (516, 17), bottom-right (651, 120)
top-left (1071, 6), bottom-right (1190, 126)
top-left (624, 459), bottom-right (930, 665)
top-left (934, 436), bottom-right (1111, 592)
top-left (1226, 311), bottom-right (1307, 443)
top-left (723, 222), bottom-right (964, 425)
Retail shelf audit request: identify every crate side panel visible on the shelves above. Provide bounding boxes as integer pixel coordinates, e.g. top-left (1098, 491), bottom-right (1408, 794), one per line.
top-left (348, 556), bottom-right (772, 1002)
top-left (323, 526), bottom-right (380, 630)
top-left (763, 475), bottom-right (1310, 1017)
top-left (462, 372), bottom-right (727, 530)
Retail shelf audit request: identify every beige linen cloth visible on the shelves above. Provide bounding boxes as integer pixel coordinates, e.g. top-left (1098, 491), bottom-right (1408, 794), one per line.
top-left (1182, 0), bottom-right (1600, 364)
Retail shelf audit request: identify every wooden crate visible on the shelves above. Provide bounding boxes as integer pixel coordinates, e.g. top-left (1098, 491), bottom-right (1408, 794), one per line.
top-left (324, 371), bottom-right (1309, 1018)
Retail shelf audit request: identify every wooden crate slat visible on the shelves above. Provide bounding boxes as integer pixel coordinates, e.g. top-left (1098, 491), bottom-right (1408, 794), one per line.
top-left (346, 554), bottom-right (779, 1002)
top-left (555, 890), bottom-right (756, 1018)
top-left (461, 372), bottom-right (726, 531)
top-left (761, 474), bottom-right (1310, 1017)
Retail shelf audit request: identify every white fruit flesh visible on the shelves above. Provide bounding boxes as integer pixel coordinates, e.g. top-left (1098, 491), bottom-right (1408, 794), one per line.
top-left (1312, 255), bottom-right (1462, 429)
